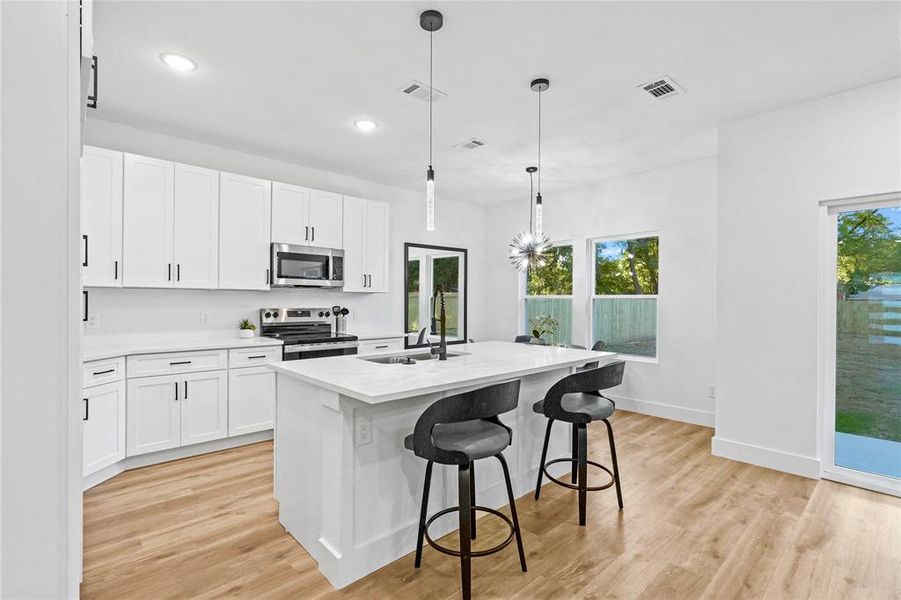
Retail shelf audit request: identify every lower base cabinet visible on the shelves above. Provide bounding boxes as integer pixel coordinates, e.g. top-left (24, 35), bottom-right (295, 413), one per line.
top-left (127, 370), bottom-right (228, 457)
top-left (228, 365), bottom-right (275, 436)
top-left (83, 380), bottom-right (126, 476)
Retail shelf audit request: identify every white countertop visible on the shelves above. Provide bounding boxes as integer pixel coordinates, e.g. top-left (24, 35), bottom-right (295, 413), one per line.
top-left (270, 341), bottom-right (616, 403)
top-left (83, 331), bottom-right (283, 362)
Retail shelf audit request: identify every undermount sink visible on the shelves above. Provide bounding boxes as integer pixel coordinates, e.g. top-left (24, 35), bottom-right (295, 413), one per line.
top-left (359, 351), bottom-right (469, 364)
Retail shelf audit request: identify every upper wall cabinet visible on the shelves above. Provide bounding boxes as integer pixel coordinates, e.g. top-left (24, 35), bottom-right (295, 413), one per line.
top-left (342, 196), bottom-right (389, 293)
top-left (271, 184), bottom-right (342, 248)
top-left (81, 146), bottom-right (123, 287)
top-left (123, 154), bottom-right (174, 288)
top-left (219, 172), bottom-right (271, 290)
top-left (173, 164), bottom-right (219, 289)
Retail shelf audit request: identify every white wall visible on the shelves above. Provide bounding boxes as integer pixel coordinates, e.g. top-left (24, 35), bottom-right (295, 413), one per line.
top-left (83, 119), bottom-right (489, 341)
top-left (484, 158), bottom-right (718, 426)
top-left (714, 78), bottom-right (901, 477)
top-left (1, 1), bottom-right (80, 596)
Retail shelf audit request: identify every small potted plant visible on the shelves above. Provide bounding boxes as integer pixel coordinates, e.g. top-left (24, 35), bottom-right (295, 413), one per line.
top-left (529, 313), bottom-right (558, 345)
top-left (238, 318), bottom-right (256, 339)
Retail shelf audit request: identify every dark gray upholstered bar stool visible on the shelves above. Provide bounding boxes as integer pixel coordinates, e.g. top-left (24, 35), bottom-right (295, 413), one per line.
top-left (404, 380), bottom-right (527, 600)
top-left (533, 360), bottom-right (626, 525)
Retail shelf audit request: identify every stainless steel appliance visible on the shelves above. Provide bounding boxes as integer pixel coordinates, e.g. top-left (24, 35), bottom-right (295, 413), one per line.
top-left (260, 307), bottom-right (358, 360)
top-left (270, 243), bottom-right (344, 288)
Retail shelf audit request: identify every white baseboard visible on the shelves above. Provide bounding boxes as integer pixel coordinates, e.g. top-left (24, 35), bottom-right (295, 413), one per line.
top-left (608, 393), bottom-right (714, 428)
top-left (711, 435), bottom-right (820, 479)
top-left (83, 430), bottom-right (273, 491)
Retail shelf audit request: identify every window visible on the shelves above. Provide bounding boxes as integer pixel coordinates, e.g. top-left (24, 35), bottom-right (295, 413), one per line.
top-left (591, 235), bottom-right (659, 358)
top-left (523, 244), bottom-right (573, 345)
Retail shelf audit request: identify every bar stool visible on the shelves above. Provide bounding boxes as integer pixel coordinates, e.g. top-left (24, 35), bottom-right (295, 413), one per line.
top-left (404, 380), bottom-right (527, 600)
top-left (532, 361), bottom-right (626, 526)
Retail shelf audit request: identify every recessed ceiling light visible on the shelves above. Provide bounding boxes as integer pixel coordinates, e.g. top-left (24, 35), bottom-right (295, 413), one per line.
top-left (159, 52), bottom-right (197, 72)
top-left (354, 119), bottom-right (378, 132)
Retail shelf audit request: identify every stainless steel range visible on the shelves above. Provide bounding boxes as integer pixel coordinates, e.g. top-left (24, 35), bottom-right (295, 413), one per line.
top-left (260, 307), bottom-right (358, 361)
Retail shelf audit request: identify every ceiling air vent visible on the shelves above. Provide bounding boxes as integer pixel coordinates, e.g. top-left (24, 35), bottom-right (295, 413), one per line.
top-left (454, 137), bottom-right (487, 150)
top-left (398, 80), bottom-right (446, 103)
top-left (638, 75), bottom-right (684, 100)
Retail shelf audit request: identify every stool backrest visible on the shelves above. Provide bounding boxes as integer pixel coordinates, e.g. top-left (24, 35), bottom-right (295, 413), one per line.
top-left (592, 340), bottom-right (606, 351)
top-left (540, 360), bottom-right (625, 422)
top-left (410, 379), bottom-right (521, 464)
top-left (514, 335), bottom-right (532, 343)
top-left (417, 327), bottom-right (429, 345)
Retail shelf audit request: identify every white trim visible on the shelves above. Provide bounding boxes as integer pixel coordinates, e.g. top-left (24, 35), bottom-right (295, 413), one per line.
top-left (711, 436), bottom-right (821, 479)
top-left (609, 394), bottom-right (713, 427)
top-left (818, 195), bottom-right (901, 494)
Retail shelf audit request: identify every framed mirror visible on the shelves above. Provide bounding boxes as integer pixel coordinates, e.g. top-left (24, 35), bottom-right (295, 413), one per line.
top-left (404, 243), bottom-right (468, 348)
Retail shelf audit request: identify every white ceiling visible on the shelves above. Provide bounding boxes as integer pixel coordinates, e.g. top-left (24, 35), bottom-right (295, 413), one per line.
top-left (93, 1), bottom-right (900, 204)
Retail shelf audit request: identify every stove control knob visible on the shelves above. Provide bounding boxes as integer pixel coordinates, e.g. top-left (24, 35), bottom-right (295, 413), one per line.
top-left (265, 312), bottom-right (272, 319)
top-left (272, 312), bottom-right (279, 319)
top-left (318, 311), bottom-right (324, 317)
top-left (325, 311), bottom-right (331, 317)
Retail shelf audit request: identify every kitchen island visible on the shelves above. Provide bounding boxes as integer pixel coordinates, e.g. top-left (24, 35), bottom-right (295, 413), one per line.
top-left (270, 341), bottom-right (617, 588)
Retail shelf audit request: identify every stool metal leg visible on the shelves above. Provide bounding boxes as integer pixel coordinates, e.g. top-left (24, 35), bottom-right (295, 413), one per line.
top-left (577, 423), bottom-right (588, 526)
top-left (604, 418), bottom-right (624, 510)
top-left (414, 460), bottom-right (433, 568)
top-left (458, 463), bottom-right (473, 600)
top-left (534, 418), bottom-right (554, 500)
top-left (571, 422), bottom-right (579, 484)
top-left (470, 461), bottom-right (477, 539)
top-left (497, 453), bottom-right (527, 573)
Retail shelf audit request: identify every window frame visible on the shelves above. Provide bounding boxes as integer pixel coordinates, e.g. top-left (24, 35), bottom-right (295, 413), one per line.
top-left (518, 239), bottom-right (575, 344)
top-left (588, 231), bottom-right (660, 362)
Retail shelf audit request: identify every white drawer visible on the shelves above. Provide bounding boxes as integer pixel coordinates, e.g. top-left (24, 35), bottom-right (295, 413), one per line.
top-left (228, 346), bottom-right (282, 368)
top-left (126, 349), bottom-right (228, 378)
top-left (357, 338), bottom-right (404, 355)
top-left (83, 357), bottom-right (125, 388)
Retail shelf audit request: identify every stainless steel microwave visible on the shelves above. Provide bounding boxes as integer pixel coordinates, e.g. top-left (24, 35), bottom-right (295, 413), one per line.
top-left (270, 243), bottom-right (344, 288)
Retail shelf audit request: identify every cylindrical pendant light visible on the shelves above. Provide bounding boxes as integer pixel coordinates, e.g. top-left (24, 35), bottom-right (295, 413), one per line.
top-left (531, 78), bottom-right (549, 238)
top-left (421, 10), bottom-right (443, 231)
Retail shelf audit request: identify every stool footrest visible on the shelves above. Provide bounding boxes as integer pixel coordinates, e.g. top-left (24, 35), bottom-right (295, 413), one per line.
top-left (543, 457), bottom-right (615, 491)
top-left (424, 505), bottom-right (515, 558)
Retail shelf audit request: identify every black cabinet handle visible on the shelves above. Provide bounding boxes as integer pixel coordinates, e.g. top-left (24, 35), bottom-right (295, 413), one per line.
top-left (248, 355), bottom-right (266, 359)
top-left (169, 360), bottom-right (192, 366)
top-left (184, 380), bottom-right (188, 399)
top-left (83, 290), bottom-right (88, 322)
top-left (87, 55), bottom-right (98, 109)
top-left (168, 263), bottom-right (171, 281)
top-left (375, 345), bottom-right (389, 349)
top-left (177, 264), bottom-right (181, 281)
top-left (82, 234), bottom-right (88, 267)
top-left (266, 268), bottom-right (270, 284)
top-left (174, 382), bottom-right (178, 401)
top-left (83, 398), bottom-right (89, 421)
top-left (92, 368), bottom-right (114, 376)
top-left (114, 260), bottom-right (118, 280)
top-left (311, 226), bottom-right (315, 242)
top-left (305, 226), bottom-right (309, 241)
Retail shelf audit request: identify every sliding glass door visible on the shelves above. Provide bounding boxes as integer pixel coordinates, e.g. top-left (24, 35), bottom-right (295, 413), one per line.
top-left (824, 199), bottom-right (900, 494)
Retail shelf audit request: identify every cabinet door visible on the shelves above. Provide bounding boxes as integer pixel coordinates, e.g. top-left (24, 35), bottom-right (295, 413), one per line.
top-left (123, 153), bottom-right (174, 287)
top-left (219, 172), bottom-right (271, 290)
top-left (308, 189), bottom-right (343, 248)
top-left (180, 370), bottom-right (228, 446)
top-left (342, 195), bottom-right (366, 292)
top-left (81, 146), bottom-right (123, 287)
top-left (364, 200), bottom-right (389, 293)
top-left (127, 374), bottom-right (181, 456)
top-left (270, 182), bottom-right (310, 245)
top-left (228, 366), bottom-right (275, 436)
top-left (174, 163), bottom-right (219, 289)
top-left (82, 380), bottom-right (126, 476)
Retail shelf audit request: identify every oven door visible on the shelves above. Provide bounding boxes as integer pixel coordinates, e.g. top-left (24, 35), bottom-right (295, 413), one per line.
top-left (283, 341), bottom-right (359, 361)
top-left (271, 244), bottom-right (342, 288)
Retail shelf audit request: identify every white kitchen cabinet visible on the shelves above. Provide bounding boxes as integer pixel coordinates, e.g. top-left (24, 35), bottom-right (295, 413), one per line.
top-left (82, 379), bottom-right (126, 476)
top-left (127, 374), bottom-right (182, 456)
top-left (173, 163), bottom-right (219, 289)
top-left (356, 338), bottom-right (404, 355)
top-left (342, 196), bottom-right (389, 293)
top-left (80, 0), bottom-right (94, 59)
top-left (271, 184), bottom-right (342, 248)
top-left (81, 146), bottom-right (123, 287)
top-left (228, 366), bottom-right (275, 436)
top-left (219, 172), bottom-right (271, 290)
top-left (180, 370), bottom-right (229, 446)
top-left (308, 189), bottom-right (343, 248)
top-left (123, 153), bottom-right (174, 287)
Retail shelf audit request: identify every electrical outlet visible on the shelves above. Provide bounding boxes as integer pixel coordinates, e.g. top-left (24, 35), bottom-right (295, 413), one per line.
top-left (200, 311), bottom-right (209, 324)
top-left (87, 312), bottom-right (99, 328)
top-left (354, 415), bottom-right (372, 447)
top-left (707, 384), bottom-right (716, 399)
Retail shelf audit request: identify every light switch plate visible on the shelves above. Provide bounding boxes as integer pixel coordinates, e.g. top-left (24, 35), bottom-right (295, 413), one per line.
top-left (354, 415), bottom-right (372, 447)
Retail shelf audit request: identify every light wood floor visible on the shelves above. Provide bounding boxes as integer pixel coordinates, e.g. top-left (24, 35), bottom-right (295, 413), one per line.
top-left (82, 411), bottom-right (901, 599)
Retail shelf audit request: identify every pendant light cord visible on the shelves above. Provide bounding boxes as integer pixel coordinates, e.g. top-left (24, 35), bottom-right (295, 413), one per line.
top-left (429, 29), bottom-right (433, 167)
top-left (537, 87), bottom-right (541, 193)
top-left (529, 171), bottom-right (534, 234)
